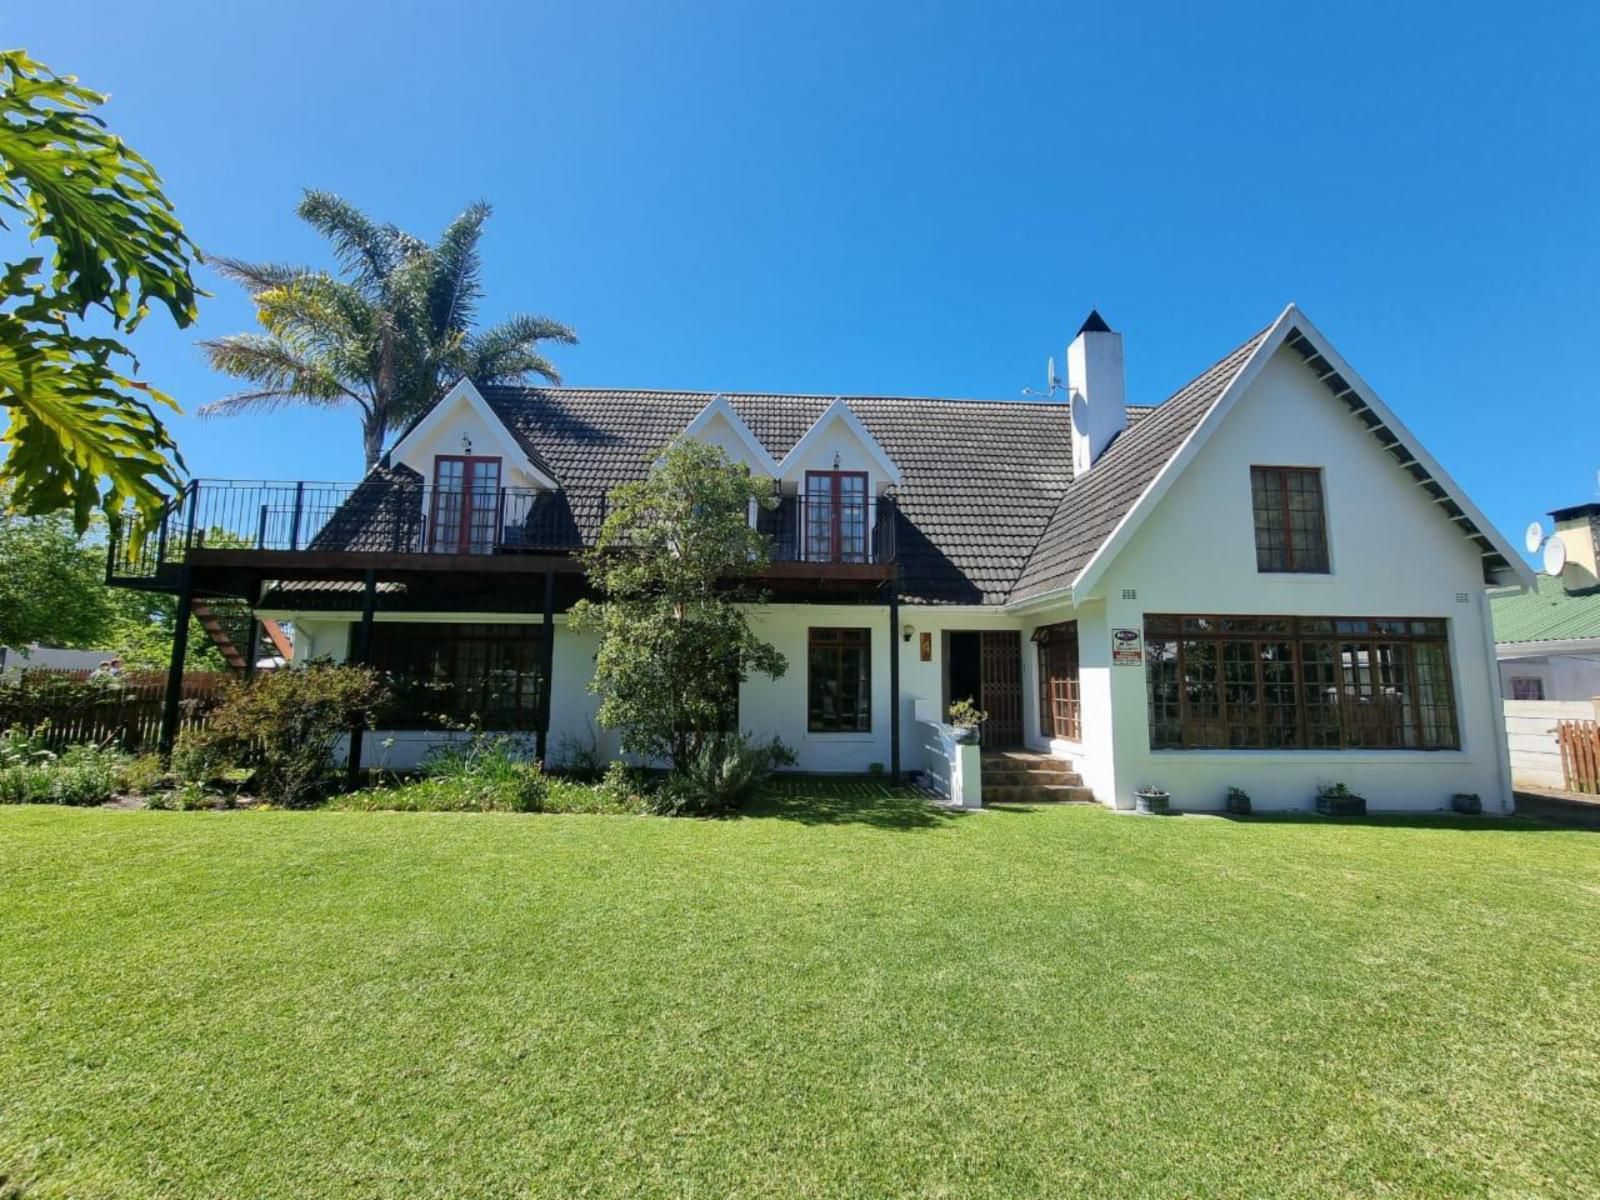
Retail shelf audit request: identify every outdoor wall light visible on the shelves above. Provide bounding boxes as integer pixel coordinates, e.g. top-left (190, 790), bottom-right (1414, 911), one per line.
top-left (902, 623), bottom-right (914, 642)
top-left (461, 433), bottom-right (473, 454)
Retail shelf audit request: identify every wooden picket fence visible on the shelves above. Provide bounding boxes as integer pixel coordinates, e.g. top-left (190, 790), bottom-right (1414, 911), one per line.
top-left (1555, 719), bottom-right (1600, 795)
top-left (0, 668), bottom-right (229, 753)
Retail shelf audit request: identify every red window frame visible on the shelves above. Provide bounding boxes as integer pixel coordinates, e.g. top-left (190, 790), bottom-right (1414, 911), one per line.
top-left (431, 455), bottom-right (503, 554)
top-left (804, 470), bottom-right (869, 563)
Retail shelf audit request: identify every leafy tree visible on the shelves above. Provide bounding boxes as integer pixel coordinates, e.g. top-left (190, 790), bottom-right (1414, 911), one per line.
top-left (0, 50), bottom-right (200, 529)
top-left (200, 192), bottom-right (576, 469)
top-left (0, 501), bottom-right (112, 648)
top-left (570, 441), bottom-right (787, 769)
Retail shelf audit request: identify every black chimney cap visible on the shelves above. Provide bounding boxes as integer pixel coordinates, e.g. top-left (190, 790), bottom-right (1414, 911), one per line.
top-left (1077, 309), bottom-right (1113, 336)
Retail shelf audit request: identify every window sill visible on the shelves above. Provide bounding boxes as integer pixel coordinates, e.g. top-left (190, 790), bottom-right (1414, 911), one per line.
top-left (805, 731), bottom-right (877, 742)
top-left (1254, 572), bottom-right (1337, 584)
top-left (1148, 748), bottom-right (1470, 764)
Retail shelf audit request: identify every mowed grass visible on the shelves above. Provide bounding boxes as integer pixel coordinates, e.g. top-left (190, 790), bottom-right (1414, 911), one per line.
top-left (3, 789), bottom-right (1599, 1199)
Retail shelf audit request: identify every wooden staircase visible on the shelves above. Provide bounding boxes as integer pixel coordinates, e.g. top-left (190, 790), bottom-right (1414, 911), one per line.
top-left (191, 600), bottom-right (291, 674)
top-left (981, 750), bottom-right (1096, 805)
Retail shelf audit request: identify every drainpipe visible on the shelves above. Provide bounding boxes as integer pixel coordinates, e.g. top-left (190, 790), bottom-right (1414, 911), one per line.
top-left (888, 583), bottom-right (901, 782)
top-left (536, 571), bottom-right (556, 763)
top-left (345, 569), bottom-right (378, 791)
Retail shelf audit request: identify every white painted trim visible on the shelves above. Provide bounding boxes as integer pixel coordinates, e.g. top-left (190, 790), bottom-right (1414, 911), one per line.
top-left (1067, 304), bottom-right (1534, 600)
top-left (386, 378), bottom-right (560, 490)
top-left (672, 394), bottom-right (780, 475)
top-left (776, 397), bottom-right (902, 485)
top-left (1498, 638), bottom-right (1600, 658)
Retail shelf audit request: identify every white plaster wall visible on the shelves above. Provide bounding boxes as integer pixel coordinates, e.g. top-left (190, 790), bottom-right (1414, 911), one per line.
top-left (1503, 698), bottom-right (1593, 789)
top-left (392, 392), bottom-right (545, 489)
top-left (1498, 654), bottom-right (1600, 704)
top-left (693, 410), bottom-right (776, 476)
top-left (1090, 344), bottom-right (1512, 814)
top-left (778, 418), bottom-right (893, 495)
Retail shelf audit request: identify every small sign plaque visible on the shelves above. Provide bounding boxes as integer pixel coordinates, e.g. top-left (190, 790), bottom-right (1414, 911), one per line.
top-left (1112, 627), bottom-right (1142, 666)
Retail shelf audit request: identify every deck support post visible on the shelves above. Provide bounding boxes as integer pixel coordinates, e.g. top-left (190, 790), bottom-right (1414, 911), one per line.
top-left (244, 618), bottom-right (261, 680)
top-left (536, 571), bottom-right (556, 763)
top-left (888, 583), bottom-right (901, 783)
top-left (158, 565), bottom-right (194, 763)
top-left (345, 569), bottom-right (378, 792)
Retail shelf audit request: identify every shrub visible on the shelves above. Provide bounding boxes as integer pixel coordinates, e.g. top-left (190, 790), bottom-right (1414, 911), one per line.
top-left (655, 733), bottom-right (795, 817)
top-left (207, 662), bottom-right (388, 808)
top-left (1315, 782), bottom-right (1367, 818)
top-left (119, 753), bottom-right (167, 796)
top-left (598, 761), bottom-right (651, 810)
top-left (554, 727), bottom-right (606, 781)
top-left (48, 744), bottom-right (124, 806)
top-left (170, 729), bottom-right (229, 785)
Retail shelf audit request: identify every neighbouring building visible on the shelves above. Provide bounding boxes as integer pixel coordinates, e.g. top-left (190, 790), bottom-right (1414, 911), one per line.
top-left (109, 304), bottom-right (1533, 813)
top-left (1491, 503), bottom-right (1600, 703)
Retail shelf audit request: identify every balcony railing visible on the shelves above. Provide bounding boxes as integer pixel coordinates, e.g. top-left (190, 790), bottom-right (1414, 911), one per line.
top-left (108, 479), bottom-right (897, 583)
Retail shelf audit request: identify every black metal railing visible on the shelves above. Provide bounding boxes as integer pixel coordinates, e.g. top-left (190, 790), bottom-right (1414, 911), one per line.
top-left (107, 480), bottom-right (898, 583)
top-left (764, 494), bottom-right (897, 565)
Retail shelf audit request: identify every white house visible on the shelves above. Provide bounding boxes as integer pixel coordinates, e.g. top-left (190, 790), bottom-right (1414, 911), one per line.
top-left (134, 304), bottom-right (1531, 813)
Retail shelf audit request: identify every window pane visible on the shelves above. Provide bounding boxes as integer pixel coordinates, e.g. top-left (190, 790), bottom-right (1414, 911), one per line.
top-left (1251, 466), bottom-right (1328, 573)
top-left (808, 628), bottom-right (871, 732)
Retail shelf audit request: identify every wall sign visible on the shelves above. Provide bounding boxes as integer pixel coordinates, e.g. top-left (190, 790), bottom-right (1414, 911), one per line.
top-left (920, 632), bottom-right (933, 662)
top-left (1112, 627), bottom-right (1143, 666)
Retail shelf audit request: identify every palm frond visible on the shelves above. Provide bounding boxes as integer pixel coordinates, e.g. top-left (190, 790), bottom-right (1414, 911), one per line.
top-left (210, 256), bottom-right (309, 295)
top-left (428, 200), bottom-right (489, 337)
top-left (464, 312), bottom-right (578, 385)
top-left (197, 333), bottom-right (364, 414)
top-left (296, 190), bottom-right (401, 287)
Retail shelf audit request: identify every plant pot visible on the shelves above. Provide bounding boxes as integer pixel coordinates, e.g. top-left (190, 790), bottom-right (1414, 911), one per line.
top-left (1226, 794), bottom-right (1251, 816)
top-left (1134, 788), bottom-right (1170, 816)
top-left (1315, 793), bottom-right (1367, 817)
top-left (1451, 793), bottom-right (1482, 815)
top-left (951, 725), bottom-right (980, 745)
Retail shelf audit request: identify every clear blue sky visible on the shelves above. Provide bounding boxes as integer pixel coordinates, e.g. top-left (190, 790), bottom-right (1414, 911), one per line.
top-left (14, 1), bottom-right (1600, 555)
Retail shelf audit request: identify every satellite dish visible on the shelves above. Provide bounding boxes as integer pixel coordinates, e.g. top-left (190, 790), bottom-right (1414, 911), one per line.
top-left (1544, 534), bottom-right (1568, 576)
top-left (1525, 521), bottom-right (1545, 554)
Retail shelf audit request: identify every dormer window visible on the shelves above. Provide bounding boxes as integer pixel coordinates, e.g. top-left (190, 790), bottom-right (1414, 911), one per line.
top-left (1251, 466), bottom-right (1328, 573)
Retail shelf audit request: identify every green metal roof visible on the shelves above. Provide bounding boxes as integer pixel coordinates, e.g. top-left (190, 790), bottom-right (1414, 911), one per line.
top-left (1490, 573), bottom-right (1600, 645)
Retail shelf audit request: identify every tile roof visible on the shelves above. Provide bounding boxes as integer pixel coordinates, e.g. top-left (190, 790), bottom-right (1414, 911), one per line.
top-left (480, 386), bottom-right (1091, 605)
top-left (1490, 573), bottom-right (1600, 645)
top-left (1008, 328), bottom-right (1272, 603)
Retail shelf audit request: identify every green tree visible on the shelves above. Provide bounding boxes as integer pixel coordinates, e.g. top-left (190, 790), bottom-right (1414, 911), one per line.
top-left (0, 502), bottom-right (112, 648)
top-left (570, 441), bottom-right (787, 769)
top-left (0, 50), bottom-right (201, 529)
top-left (199, 192), bottom-right (576, 469)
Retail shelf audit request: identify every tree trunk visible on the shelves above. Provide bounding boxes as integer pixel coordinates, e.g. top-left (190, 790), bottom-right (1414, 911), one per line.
top-left (363, 418), bottom-right (385, 470)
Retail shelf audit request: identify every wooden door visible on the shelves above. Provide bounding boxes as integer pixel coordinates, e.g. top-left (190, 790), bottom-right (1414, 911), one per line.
top-left (431, 456), bottom-right (502, 554)
top-left (979, 630), bottom-right (1023, 747)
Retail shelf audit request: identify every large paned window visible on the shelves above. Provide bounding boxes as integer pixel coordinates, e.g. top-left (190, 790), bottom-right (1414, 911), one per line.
top-left (365, 622), bottom-right (544, 730)
top-left (1144, 614), bottom-right (1459, 751)
top-left (808, 627), bottom-right (871, 732)
top-left (1035, 621), bottom-right (1081, 741)
top-left (1251, 466), bottom-right (1329, 573)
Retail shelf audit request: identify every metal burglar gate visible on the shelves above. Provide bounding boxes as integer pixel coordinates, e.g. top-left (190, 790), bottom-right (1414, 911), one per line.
top-left (1556, 719), bottom-right (1600, 794)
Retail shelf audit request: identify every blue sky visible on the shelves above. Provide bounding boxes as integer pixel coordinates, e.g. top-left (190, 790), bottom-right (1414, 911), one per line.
top-left (13, 1), bottom-right (1600, 553)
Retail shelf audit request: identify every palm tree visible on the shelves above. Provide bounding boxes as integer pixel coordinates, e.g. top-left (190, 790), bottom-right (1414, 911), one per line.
top-left (199, 192), bottom-right (575, 469)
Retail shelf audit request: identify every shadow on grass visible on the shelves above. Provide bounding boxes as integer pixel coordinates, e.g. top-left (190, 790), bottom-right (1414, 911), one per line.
top-left (746, 776), bottom-right (969, 831)
top-left (1207, 810), bottom-right (1599, 834)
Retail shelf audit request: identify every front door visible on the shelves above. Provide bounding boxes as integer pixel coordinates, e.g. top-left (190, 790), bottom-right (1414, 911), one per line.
top-left (431, 456), bottom-right (502, 554)
top-left (979, 630), bottom-right (1024, 747)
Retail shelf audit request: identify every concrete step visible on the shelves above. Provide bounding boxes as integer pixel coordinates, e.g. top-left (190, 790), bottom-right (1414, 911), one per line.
top-left (981, 783), bottom-right (1097, 805)
top-left (984, 768), bottom-right (1083, 788)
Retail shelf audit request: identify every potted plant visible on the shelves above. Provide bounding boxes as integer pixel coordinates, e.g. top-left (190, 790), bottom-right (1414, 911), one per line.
top-left (1226, 786), bottom-right (1251, 816)
top-left (947, 697), bottom-right (988, 745)
top-left (1133, 785), bottom-right (1170, 816)
top-left (1315, 782), bottom-right (1367, 817)
top-left (1451, 792), bottom-right (1482, 815)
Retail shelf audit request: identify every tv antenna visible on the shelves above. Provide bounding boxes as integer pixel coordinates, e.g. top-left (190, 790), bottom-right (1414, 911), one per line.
top-left (1022, 355), bottom-right (1067, 399)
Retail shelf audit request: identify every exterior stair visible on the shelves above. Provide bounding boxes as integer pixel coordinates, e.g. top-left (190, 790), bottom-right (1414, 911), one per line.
top-left (981, 750), bottom-right (1096, 805)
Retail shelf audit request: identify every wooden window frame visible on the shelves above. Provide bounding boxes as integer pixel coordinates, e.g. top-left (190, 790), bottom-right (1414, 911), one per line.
top-left (1035, 621), bottom-right (1081, 742)
top-left (1143, 613), bottom-right (1459, 751)
top-left (1509, 676), bottom-right (1545, 701)
top-left (803, 470), bottom-right (870, 564)
top-left (1251, 466), bottom-right (1329, 574)
top-left (431, 455), bottom-right (503, 555)
top-left (807, 626), bottom-right (872, 733)
top-left (364, 621), bottom-right (545, 731)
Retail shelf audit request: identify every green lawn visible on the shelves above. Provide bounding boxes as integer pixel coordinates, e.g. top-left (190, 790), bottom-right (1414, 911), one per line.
top-left (3, 790), bottom-right (1599, 1199)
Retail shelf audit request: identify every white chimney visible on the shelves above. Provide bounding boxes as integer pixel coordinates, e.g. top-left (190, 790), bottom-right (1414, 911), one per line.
top-left (1068, 310), bottom-right (1126, 475)
top-left (1550, 503), bottom-right (1600, 580)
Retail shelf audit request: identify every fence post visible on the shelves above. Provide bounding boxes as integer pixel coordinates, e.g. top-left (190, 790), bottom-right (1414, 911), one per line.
top-left (183, 481), bottom-right (201, 553)
top-left (289, 482), bottom-right (306, 551)
top-left (256, 503), bottom-right (269, 550)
